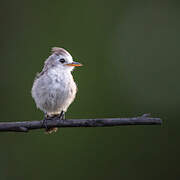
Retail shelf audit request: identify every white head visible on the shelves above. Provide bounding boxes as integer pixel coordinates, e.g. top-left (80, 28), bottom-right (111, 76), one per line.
top-left (43, 47), bottom-right (82, 72)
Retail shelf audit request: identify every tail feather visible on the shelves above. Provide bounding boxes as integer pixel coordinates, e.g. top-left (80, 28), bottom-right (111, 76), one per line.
top-left (45, 127), bottom-right (58, 134)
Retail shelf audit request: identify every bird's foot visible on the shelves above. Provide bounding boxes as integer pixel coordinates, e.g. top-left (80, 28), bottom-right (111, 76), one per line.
top-left (42, 111), bottom-right (65, 134)
top-left (42, 114), bottom-right (50, 130)
top-left (42, 114), bottom-right (59, 134)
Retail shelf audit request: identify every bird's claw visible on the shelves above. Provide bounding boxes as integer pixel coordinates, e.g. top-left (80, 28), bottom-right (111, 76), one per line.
top-left (42, 111), bottom-right (65, 134)
top-left (42, 114), bottom-right (50, 129)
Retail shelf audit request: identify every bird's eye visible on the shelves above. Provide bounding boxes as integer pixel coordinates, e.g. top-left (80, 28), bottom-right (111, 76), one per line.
top-left (59, 58), bottom-right (65, 63)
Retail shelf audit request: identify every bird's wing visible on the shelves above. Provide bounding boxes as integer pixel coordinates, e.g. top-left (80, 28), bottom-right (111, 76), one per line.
top-left (34, 70), bottom-right (46, 80)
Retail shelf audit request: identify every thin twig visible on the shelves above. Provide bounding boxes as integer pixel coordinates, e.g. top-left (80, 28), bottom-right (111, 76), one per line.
top-left (0, 114), bottom-right (162, 133)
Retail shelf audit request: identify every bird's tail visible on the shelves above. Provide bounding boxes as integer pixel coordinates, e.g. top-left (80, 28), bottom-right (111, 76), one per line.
top-left (45, 127), bottom-right (58, 134)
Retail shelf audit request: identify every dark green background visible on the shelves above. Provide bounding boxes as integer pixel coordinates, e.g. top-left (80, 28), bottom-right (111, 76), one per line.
top-left (0, 0), bottom-right (179, 179)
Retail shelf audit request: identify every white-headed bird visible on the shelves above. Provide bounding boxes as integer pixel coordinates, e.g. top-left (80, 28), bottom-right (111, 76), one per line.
top-left (32, 47), bottom-right (82, 133)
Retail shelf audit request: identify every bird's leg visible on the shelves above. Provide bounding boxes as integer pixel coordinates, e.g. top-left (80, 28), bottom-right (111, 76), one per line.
top-left (43, 111), bottom-right (65, 134)
top-left (43, 114), bottom-right (58, 134)
top-left (58, 111), bottom-right (65, 120)
top-left (42, 113), bottom-right (49, 130)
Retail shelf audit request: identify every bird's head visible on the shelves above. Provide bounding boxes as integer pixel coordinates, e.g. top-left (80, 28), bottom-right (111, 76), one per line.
top-left (44, 47), bottom-right (82, 72)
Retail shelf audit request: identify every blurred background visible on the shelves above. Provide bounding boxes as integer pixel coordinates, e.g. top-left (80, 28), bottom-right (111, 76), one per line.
top-left (0, 0), bottom-right (179, 179)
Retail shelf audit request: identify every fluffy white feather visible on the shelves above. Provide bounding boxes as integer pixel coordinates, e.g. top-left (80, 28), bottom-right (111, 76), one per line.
top-left (31, 47), bottom-right (81, 117)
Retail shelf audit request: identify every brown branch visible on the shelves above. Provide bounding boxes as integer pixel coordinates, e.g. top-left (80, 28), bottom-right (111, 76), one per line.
top-left (0, 114), bottom-right (162, 133)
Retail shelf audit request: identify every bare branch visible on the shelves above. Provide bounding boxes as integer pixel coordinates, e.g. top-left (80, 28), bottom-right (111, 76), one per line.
top-left (0, 114), bottom-right (162, 133)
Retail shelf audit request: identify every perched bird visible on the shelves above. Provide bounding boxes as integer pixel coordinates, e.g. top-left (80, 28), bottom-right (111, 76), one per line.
top-left (31, 47), bottom-right (82, 133)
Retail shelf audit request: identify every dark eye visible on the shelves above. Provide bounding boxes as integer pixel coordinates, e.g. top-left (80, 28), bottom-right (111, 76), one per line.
top-left (59, 58), bottom-right (65, 63)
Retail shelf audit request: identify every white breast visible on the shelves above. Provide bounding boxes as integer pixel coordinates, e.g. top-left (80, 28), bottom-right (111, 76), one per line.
top-left (32, 68), bottom-right (77, 116)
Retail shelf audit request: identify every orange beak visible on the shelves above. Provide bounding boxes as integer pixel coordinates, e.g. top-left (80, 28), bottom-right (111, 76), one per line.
top-left (66, 61), bottom-right (83, 67)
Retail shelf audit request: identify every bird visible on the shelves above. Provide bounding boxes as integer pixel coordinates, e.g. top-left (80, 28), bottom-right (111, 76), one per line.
top-left (31, 47), bottom-right (82, 133)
